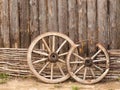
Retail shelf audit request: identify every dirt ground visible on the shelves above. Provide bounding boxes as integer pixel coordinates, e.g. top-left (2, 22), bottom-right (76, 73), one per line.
top-left (0, 78), bottom-right (119, 90)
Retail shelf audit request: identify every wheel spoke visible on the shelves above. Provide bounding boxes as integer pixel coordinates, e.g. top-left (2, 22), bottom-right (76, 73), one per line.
top-left (70, 61), bottom-right (83, 64)
top-left (39, 62), bottom-right (49, 74)
top-left (52, 35), bottom-right (55, 52)
top-left (56, 40), bottom-right (67, 53)
top-left (93, 59), bottom-right (106, 63)
top-left (73, 53), bottom-right (84, 60)
top-left (56, 63), bottom-right (65, 76)
top-left (33, 58), bottom-right (48, 64)
top-left (91, 49), bottom-right (102, 59)
top-left (50, 63), bottom-right (54, 80)
top-left (32, 50), bottom-right (48, 56)
top-left (58, 52), bottom-right (68, 57)
top-left (74, 65), bottom-right (84, 74)
top-left (93, 64), bottom-right (104, 72)
top-left (58, 59), bottom-right (65, 63)
top-left (90, 68), bottom-right (95, 78)
top-left (42, 38), bottom-right (51, 53)
top-left (83, 67), bottom-right (87, 80)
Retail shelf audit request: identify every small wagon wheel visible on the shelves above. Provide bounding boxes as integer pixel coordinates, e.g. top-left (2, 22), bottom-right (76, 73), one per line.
top-left (27, 32), bottom-right (75, 83)
top-left (67, 43), bottom-right (110, 84)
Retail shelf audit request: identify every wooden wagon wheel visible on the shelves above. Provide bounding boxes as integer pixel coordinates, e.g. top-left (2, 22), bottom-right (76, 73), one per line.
top-left (27, 32), bottom-right (75, 83)
top-left (67, 43), bottom-right (110, 84)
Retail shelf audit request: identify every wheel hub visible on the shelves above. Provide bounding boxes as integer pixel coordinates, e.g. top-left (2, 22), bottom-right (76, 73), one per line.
top-left (84, 58), bottom-right (93, 67)
top-left (49, 52), bottom-right (58, 63)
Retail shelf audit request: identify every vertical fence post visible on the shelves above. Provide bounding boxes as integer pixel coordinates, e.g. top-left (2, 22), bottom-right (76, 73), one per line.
top-left (18, 0), bottom-right (30, 48)
top-left (58, 0), bottom-right (68, 35)
top-left (77, 0), bottom-right (87, 55)
top-left (47, 0), bottom-right (58, 50)
top-left (1, 0), bottom-right (10, 48)
top-left (39, 0), bottom-right (47, 34)
top-left (116, 0), bottom-right (120, 49)
top-left (47, 0), bottom-right (58, 32)
top-left (97, 0), bottom-right (108, 48)
top-left (68, 0), bottom-right (77, 42)
top-left (109, 0), bottom-right (118, 49)
top-left (0, 0), bottom-right (2, 47)
top-left (87, 0), bottom-right (97, 55)
top-left (30, 0), bottom-right (39, 41)
top-left (10, 0), bottom-right (19, 48)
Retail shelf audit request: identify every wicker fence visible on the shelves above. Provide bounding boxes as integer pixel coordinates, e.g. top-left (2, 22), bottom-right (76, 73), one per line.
top-left (0, 0), bottom-right (120, 52)
top-left (0, 48), bottom-right (119, 79)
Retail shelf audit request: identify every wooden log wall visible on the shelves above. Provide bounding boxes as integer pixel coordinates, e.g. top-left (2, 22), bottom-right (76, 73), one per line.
top-left (0, 0), bottom-right (120, 53)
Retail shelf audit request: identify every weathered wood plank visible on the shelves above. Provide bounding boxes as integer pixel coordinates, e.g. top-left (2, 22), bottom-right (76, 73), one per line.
top-left (0, 0), bottom-right (10, 48)
top-left (97, 0), bottom-right (108, 48)
top-left (18, 0), bottom-right (30, 48)
top-left (39, 0), bottom-right (48, 49)
top-left (77, 0), bottom-right (87, 55)
top-left (109, 0), bottom-right (117, 49)
top-left (58, 0), bottom-right (68, 52)
top-left (0, 0), bottom-right (2, 47)
top-left (9, 0), bottom-right (19, 48)
top-left (47, 0), bottom-right (58, 50)
top-left (47, 0), bottom-right (58, 32)
top-left (87, 0), bottom-right (97, 55)
top-left (116, 0), bottom-right (120, 49)
top-left (30, 0), bottom-right (39, 41)
top-left (58, 0), bottom-right (68, 35)
top-left (68, 0), bottom-right (77, 42)
top-left (39, 0), bottom-right (47, 34)
top-left (0, 30), bottom-right (2, 47)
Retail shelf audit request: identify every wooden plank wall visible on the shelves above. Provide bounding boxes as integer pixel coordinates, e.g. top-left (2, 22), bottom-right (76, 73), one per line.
top-left (0, 0), bottom-right (120, 53)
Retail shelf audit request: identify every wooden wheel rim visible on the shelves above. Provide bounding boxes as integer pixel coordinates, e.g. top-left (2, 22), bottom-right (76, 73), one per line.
top-left (27, 32), bottom-right (75, 83)
top-left (67, 43), bottom-right (110, 84)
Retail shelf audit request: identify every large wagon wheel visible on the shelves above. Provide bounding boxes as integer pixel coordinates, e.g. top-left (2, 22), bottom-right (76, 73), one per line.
top-left (27, 32), bottom-right (75, 83)
top-left (67, 43), bottom-right (109, 84)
